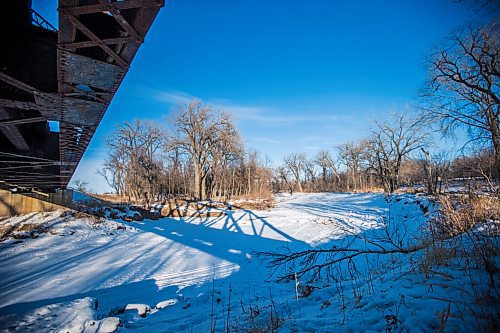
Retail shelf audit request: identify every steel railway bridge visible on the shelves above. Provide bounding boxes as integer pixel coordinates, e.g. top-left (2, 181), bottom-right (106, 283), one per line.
top-left (0, 0), bottom-right (164, 192)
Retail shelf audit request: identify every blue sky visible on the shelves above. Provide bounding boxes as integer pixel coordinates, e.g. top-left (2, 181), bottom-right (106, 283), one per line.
top-left (33, 0), bottom-right (474, 193)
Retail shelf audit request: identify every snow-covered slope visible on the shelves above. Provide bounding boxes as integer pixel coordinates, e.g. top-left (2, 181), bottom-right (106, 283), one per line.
top-left (0, 193), bottom-right (496, 332)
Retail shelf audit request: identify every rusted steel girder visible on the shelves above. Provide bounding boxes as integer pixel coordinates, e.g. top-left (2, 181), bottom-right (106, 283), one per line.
top-left (56, 0), bottom-right (164, 189)
top-left (0, 0), bottom-right (164, 192)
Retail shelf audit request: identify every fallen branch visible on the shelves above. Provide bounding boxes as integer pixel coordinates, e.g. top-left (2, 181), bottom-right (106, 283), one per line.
top-left (257, 243), bottom-right (426, 282)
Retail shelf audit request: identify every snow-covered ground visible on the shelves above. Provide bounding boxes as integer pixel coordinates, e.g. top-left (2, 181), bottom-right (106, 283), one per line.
top-left (0, 193), bottom-right (497, 332)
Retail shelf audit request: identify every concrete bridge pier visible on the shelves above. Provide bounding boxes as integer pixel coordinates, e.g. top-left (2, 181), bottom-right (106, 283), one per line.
top-left (0, 189), bottom-right (73, 217)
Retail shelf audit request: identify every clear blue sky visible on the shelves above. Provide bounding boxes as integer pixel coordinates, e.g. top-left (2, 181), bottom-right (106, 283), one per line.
top-left (34, 0), bottom-right (474, 193)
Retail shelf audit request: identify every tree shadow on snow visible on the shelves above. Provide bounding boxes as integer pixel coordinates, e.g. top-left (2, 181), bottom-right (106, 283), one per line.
top-left (134, 208), bottom-right (308, 266)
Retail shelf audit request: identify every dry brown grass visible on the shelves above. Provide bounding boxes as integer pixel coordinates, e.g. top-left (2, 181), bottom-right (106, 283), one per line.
top-left (435, 195), bottom-right (500, 237)
top-left (418, 244), bottom-right (457, 276)
top-left (230, 198), bottom-right (275, 211)
top-left (353, 186), bottom-right (385, 193)
top-left (158, 197), bottom-right (275, 216)
top-left (413, 194), bottom-right (500, 330)
top-left (89, 194), bottom-right (129, 205)
top-left (230, 188), bottom-right (274, 201)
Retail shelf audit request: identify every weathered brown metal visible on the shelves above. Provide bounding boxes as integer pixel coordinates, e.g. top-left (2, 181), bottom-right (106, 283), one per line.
top-left (0, 117), bottom-right (46, 127)
top-left (0, 127), bottom-right (31, 152)
top-left (66, 0), bottom-right (164, 15)
top-left (0, 71), bottom-right (39, 94)
top-left (0, 0), bottom-right (164, 192)
top-left (35, 92), bottom-right (107, 126)
top-left (58, 51), bottom-right (125, 92)
top-left (0, 98), bottom-right (38, 110)
top-left (59, 8), bottom-right (129, 67)
top-left (60, 37), bottom-right (135, 49)
top-left (99, 0), bottom-right (144, 43)
top-left (0, 107), bottom-right (32, 153)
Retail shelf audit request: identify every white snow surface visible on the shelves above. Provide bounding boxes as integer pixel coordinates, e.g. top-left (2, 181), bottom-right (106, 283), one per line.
top-left (0, 192), bottom-right (496, 332)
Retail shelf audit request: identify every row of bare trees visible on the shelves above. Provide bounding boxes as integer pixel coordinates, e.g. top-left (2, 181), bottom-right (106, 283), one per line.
top-left (98, 104), bottom-right (497, 202)
top-left (273, 142), bottom-right (498, 195)
top-left (98, 101), bottom-right (272, 203)
top-left (273, 113), bottom-right (433, 193)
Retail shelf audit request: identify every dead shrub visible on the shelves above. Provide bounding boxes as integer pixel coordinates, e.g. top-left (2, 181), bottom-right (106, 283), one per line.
top-left (418, 244), bottom-right (456, 277)
top-left (470, 196), bottom-right (500, 222)
top-left (469, 235), bottom-right (500, 288)
top-left (423, 195), bottom-right (500, 329)
top-left (232, 189), bottom-right (274, 201)
top-left (434, 196), bottom-right (500, 237)
top-left (231, 199), bottom-right (276, 211)
top-left (236, 303), bottom-right (284, 333)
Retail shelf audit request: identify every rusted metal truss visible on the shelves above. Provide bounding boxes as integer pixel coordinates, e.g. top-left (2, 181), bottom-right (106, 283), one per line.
top-left (0, 0), bottom-right (164, 192)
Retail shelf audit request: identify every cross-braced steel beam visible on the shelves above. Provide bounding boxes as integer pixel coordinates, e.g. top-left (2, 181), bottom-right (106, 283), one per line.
top-left (0, 0), bottom-right (164, 192)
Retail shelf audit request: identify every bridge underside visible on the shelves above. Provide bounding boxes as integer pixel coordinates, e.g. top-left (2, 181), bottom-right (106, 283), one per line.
top-left (0, 0), bottom-right (163, 192)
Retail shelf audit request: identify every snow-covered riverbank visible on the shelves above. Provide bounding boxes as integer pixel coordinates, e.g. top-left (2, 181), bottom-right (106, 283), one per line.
top-left (0, 193), bottom-right (496, 332)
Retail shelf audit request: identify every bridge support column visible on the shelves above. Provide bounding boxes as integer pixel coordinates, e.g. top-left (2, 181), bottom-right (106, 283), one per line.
top-left (0, 189), bottom-right (74, 217)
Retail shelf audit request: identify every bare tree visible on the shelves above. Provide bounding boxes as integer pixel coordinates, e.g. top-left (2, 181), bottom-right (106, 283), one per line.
top-left (174, 100), bottom-right (240, 200)
top-left (73, 179), bottom-right (89, 193)
top-left (367, 113), bottom-right (430, 192)
top-left (421, 148), bottom-right (435, 194)
top-left (419, 149), bottom-right (451, 195)
top-left (99, 120), bottom-right (165, 204)
top-left (454, 148), bottom-right (499, 193)
top-left (273, 165), bottom-right (294, 194)
top-left (283, 153), bottom-right (307, 192)
top-left (337, 141), bottom-right (369, 191)
top-left (314, 150), bottom-right (341, 191)
top-left (208, 131), bottom-right (243, 199)
top-left (315, 150), bottom-right (330, 187)
top-left (98, 151), bottom-right (127, 195)
top-left (421, 23), bottom-right (500, 177)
